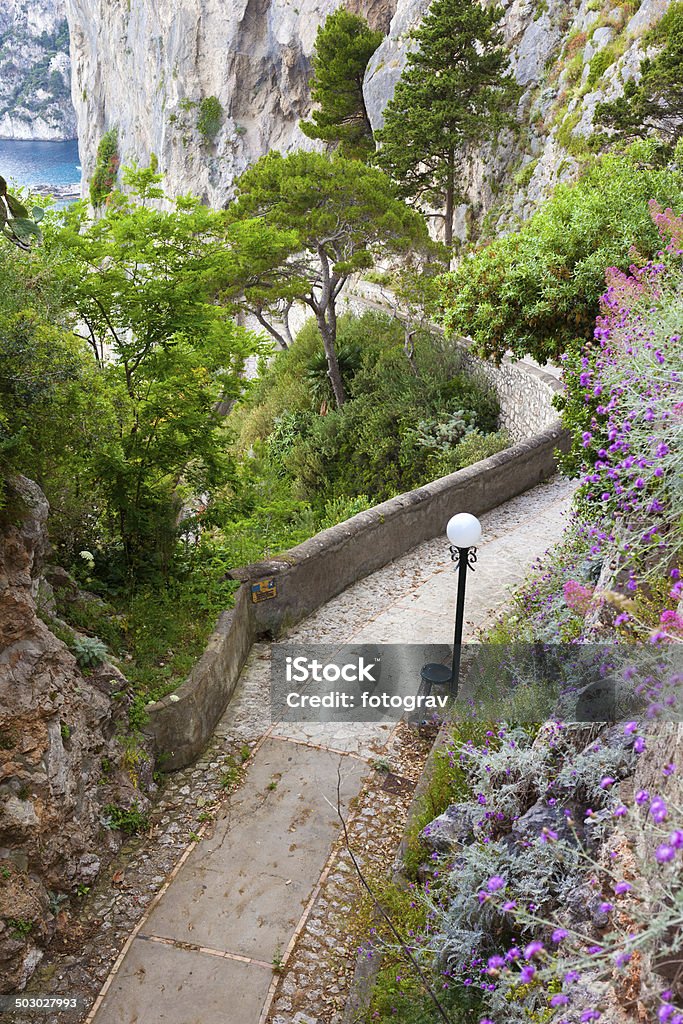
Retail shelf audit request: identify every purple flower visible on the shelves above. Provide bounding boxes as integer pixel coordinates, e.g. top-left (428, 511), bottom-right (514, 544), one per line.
top-left (634, 737), bottom-right (646, 753)
top-left (524, 940), bottom-right (544, 959)
top-left (649, 796), bottom-right (668, 823)
top-left (564, 970), bottom-right (581, 983)
top-left (487, 955), bottom-right (505, 972)
top-left (635, 789), bottom-right (650, 805)
top-left (519, 965), bottom-right (535, 984)
top-left (550, 994), bottom-right (570, 1007)
top-left (614, 881), bottom-right (632, 895)
top-left (552, 928), bottom-right (568, 943)
top-left (600, 776), bottom-right (616, 789)
top-left (503, 900), bottom-right (517, 911)
top-left (487, 875), bottom-right (506, 892)
top-left (581, 1012), bottom-right (601, 1022)
top-left (624, 721), bottom-right (639, 735)
top-left (655, 843), bottom-right (676, 863)
top-left (615, 951), bottom-right (631, 967)
top-left (669, 830), bottom-right (683, 849)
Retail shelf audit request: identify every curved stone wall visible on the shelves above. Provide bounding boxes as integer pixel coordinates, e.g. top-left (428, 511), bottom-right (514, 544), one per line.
top-left (145, 353), bottom-right (568, 769)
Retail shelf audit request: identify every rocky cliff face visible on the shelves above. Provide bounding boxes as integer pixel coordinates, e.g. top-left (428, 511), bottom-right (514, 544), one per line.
top-left (0, 0), bottom-right (76, 140)
top-left (0, 478), bottom-right (154, 991)
top-left (65, 0), bottom-right (671, 225)
top-left (365, 0), bottom-right (673, 239)
top-left (65, 0), bottom-right (394, 206)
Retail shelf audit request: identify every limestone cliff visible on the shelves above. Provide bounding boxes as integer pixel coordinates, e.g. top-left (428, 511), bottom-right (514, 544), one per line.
top-left (65, 0), bottom-right (394, 206)
top-left (65, 0), bottom-right (672, 226)
top-left (0, 0), bottom-right (76, 140)
top-left (0, 478), bottom-right (154, 991)
top-left (365, 0), bottom-right (673, 239)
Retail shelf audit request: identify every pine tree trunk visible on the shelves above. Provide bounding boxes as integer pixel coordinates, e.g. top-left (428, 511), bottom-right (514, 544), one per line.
top-left (445, 152), bottom-right (455, 248)
top-left (318, 311), bottom-right (346, 408)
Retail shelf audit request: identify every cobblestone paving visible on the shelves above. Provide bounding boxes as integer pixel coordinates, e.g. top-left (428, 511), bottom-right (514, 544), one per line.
top-left (15, 476), bottom-right (576, 1024)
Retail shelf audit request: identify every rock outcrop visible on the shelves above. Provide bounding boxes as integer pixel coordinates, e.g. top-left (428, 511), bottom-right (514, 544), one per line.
top-left (0, 477), bottom-right (154, 992)
top-left (64, 0), bottom-right (394, 206)
top-left (0, 0), bottom-right (76, 141)
top-left (365, 0), bottom-right (673, 239)
top-left (64, 0), bottom-right (672, 225)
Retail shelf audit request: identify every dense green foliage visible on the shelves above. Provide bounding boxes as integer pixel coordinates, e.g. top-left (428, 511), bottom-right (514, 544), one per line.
top-left (596, 1), bottom-right (683, 144)
top-left (438, 144), bottom-right (683, 363)
top-left (51, 165), bottom-right (256, 568)
top-left (196, 96), bottom-right (223, 141)
top-left (0, 176), bottom-right (44, 250)
top-left (374, 0), bottom-right (519, 245)
top-left (89, 129), bottom-right (119, 207)
top-left (0, 167), bottom-right (259, 703)
top-left (228, 150), bottom-right (435, 407)
top-left (232, 311), bottom-right (503, 504)
top-left (0, 310), bottom-right (110, 515)
top-left (300, 10), bottom-right (382, 160)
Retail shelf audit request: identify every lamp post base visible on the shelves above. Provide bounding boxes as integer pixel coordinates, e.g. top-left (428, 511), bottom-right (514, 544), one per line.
top-left (420, 662), bottom-right (452, 696)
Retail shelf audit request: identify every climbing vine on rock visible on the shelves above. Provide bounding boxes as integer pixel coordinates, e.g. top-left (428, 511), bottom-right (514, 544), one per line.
top-left (89, 129), bottom-right (120, 207)
top-left (196, 96), bottom-right (223, 142)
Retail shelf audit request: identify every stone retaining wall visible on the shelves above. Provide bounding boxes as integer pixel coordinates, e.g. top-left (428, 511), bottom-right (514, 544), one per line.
top-left (464, 355), bottom-right (561, 442)
top-left (145, 585), bottom-right (257, 769)
top-left (235, 424), bottom-right (568, 637)
top-left (145, 357), bottom-right (569, 768)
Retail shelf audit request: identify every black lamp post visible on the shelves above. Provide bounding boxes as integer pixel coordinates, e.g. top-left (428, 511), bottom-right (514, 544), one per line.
top-left (421, 512), bottom-right (482, 699)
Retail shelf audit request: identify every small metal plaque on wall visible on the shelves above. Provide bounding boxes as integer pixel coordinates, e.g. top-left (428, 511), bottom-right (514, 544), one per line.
top-left (251, 579), bottom-right (277, 603)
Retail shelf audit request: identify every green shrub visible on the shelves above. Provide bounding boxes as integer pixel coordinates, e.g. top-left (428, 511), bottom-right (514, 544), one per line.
top-left (196, 96), bottom-right (223, 141)
top-left (0, 308), bottom-right (111, 512)
top-left (439, 143), bottom-right (683, 363)
top-left (102, 800), bottom-right (149, 835)
top-left (70, 635), bottom-right (108, 668)
top-left (232, 311), bottom-right (502, 504)
top-left (452, 427), bottom-right (511, 468)
top-left (317, 493), bottom-right (373, 529)
top-left (7, 918), bottom-right (33, 940)
top-left (587, 44), bottom-right (617, 85)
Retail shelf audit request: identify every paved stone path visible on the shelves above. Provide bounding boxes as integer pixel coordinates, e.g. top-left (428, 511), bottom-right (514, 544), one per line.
top-left (88, 476), bottom-right (576, 1024)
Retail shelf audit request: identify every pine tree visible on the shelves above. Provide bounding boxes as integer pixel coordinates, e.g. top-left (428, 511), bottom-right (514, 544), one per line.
top-left (374, 0), bottom-right (519, 246)
top-left (596, 2), bottom-right (683, 146)
top-left (229, 151), bottom-right (432, 408)
top-left (300, 10), bottom-right (383, 161)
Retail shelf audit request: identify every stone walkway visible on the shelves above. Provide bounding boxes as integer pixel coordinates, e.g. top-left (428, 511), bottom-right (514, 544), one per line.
top-left (87, 476), bottom-right (576, 1024)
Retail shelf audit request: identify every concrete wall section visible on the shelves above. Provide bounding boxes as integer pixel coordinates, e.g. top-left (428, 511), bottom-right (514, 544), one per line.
top-left (144, 584), bottom-right (256, 770)
top-left (146, 420), bottom-right (570, 769)
top-left (238, 424), bottom-right (570, 635)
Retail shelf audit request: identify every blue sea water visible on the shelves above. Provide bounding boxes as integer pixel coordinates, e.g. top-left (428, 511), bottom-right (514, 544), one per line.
top-left (0, 138), bottom-right (81, 190)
